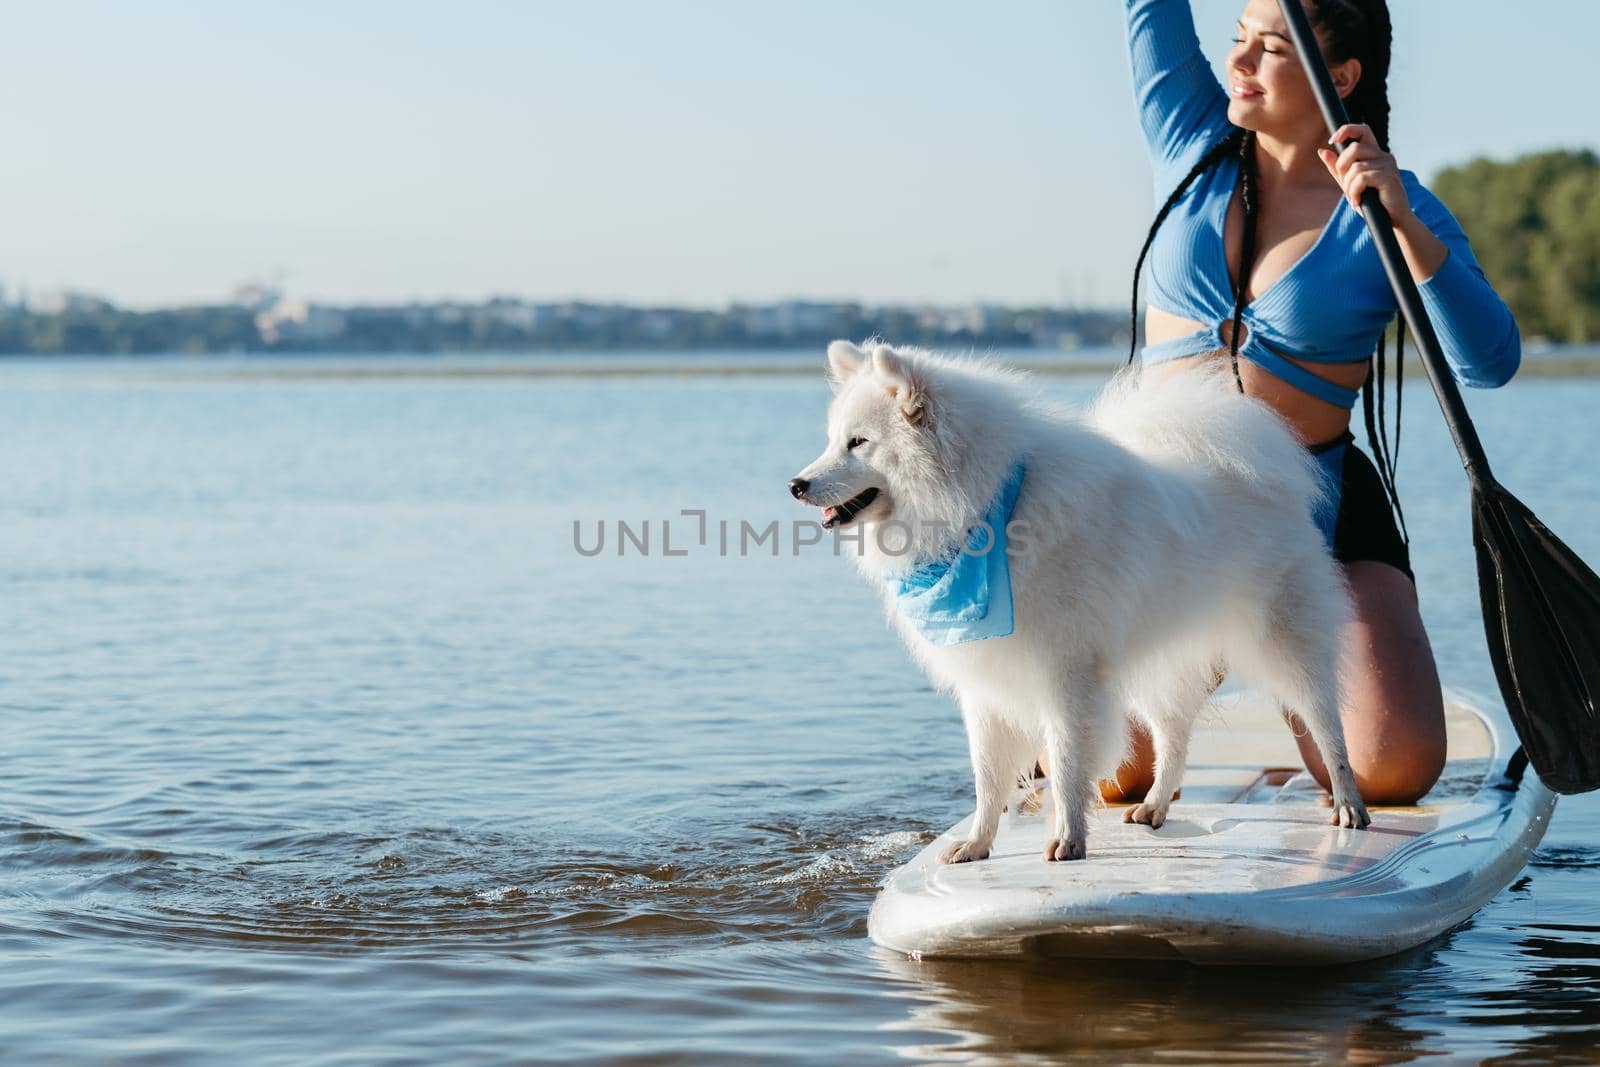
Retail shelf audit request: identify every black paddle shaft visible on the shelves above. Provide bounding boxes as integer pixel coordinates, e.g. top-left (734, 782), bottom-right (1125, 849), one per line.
top-left (1276, 0), bottom-right (1493, 488)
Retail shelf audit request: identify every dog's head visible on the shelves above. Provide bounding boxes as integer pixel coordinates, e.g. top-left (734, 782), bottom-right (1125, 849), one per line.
top-left (788, 340), bottom-right (940, 534)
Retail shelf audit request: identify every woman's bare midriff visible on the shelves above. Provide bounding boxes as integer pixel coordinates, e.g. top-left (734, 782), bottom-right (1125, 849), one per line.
top-left (1143, 306), bottom-right (1368, 446)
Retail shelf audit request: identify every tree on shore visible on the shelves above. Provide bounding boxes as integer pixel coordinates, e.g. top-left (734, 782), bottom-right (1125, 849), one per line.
top-left (1433, 149), bottom-right (1600, 343)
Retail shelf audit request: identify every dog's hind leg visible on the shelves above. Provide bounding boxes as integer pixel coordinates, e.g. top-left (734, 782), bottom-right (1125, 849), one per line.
top-left (1282, 692), bottom-right (1370, 828)
top-left (1286, 690), bottom-right (1370, 829)
top-left (939, 705), bottom-right (1030, 864)
top-left (1040, 666), bottom-right (1114, 862)
top-left (1118, 663), bottom-right (1221, 828)
top-left (1246, 617), bottom-right (1371, 830)
top-left (1123, 696), bottom-right (1203, 830)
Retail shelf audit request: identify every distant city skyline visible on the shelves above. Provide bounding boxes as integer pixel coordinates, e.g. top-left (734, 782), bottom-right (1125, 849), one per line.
top-left (5, 1), bottom-right (1596, 309)
top-left (0, 288), bottom-right (1131, 356)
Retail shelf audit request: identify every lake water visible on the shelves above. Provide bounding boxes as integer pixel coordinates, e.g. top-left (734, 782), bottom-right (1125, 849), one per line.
top-left (3, 353), bottom-right (1597, 1064)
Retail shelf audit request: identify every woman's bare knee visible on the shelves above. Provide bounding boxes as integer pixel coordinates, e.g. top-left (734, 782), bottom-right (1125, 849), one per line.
top-left (1298, 708), bottom-right (1445, 804)
top-left (1297, 561), bottom-right (1447, 805)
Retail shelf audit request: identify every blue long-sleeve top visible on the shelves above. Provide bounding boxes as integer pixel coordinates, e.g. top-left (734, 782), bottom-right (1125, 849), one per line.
top-left (1126, 0), bottom-right (1519, 407)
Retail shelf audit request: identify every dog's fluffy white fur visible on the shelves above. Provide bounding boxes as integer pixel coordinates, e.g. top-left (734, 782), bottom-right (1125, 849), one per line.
top-left (792, 341), bottom-right (1370, 863)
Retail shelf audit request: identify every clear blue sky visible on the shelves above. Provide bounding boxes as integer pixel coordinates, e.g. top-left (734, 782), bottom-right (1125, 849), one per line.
top-left (4, 1), bottom-right (1595, 309)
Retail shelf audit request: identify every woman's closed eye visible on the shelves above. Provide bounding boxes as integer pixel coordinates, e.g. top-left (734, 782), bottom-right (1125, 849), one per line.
top-left (1230, 36), bottom-right (1280, 54)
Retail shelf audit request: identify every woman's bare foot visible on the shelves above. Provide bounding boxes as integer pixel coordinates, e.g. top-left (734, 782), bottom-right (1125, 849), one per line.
top-left (1035, 723), bottom-right (1157, 803)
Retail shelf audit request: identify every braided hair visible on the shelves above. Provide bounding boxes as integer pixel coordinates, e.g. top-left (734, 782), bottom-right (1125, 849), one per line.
top-left (1126, 127), bottom-right (1257, 392)
top-left (1127, 0), bottom-right (1406, 539)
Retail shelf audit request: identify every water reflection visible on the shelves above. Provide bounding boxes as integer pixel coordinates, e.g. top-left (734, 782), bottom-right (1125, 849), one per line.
top-left (875, 945), bottom-right (1456, 1064)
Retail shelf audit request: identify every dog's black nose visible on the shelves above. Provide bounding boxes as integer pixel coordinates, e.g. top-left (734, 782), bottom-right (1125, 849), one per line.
top-left (789, 477), bottom-right (810, 499)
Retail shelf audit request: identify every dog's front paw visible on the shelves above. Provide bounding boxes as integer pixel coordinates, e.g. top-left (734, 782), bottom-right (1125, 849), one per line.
top-left (1043, 837), bottom-right (1086, 862)
top-left (1331, 796), bottom-right (1371, 829)
top-left (938, 839), bottom-right (991, 864)
top-left (1122, 801), bottom-right (1169, 829)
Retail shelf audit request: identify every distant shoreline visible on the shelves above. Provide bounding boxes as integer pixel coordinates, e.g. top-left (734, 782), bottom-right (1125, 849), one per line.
top-left (5, 345), bottom-right (1597, 383)
top-left (100, 353), bottom-right (1600, 383)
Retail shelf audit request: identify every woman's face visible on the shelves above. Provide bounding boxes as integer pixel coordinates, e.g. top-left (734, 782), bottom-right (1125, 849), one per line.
top-left (1226, 0), bottom-right (1358, 141)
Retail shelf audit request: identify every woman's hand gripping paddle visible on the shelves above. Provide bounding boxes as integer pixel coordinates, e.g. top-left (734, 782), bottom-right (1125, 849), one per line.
top-left (1279, 0), bottom-right (1600, 794)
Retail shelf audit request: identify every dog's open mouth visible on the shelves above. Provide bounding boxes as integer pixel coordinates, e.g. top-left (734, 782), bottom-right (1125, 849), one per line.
top-left (821, 488), bottom-right (879, 529)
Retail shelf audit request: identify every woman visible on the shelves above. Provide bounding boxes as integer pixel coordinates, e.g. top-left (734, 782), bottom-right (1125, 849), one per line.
top-left (1109, 0), bottom-right (1520, 804)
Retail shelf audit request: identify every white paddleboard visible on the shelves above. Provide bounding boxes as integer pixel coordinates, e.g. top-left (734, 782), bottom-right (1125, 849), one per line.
top-left (869, 689), bottom-right (1556, 964)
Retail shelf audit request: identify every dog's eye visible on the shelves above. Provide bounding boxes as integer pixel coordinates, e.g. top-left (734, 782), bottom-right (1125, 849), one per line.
top-left (847, 436), bottom-right (867, 451)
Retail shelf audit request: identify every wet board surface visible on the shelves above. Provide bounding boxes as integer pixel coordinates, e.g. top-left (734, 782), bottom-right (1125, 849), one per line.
top-left (869, 690), bottom-right (1557, 964)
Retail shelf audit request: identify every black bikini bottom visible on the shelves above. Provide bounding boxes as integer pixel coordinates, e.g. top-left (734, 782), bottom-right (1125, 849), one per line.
top-left (1309, 431), bottom-right (1413, 582)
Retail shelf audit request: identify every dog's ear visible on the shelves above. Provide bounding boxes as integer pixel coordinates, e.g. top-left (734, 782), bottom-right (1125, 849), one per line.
top-left (871, 345), bottom-right (927, 425)
top-left (826, 340), bottom-right (866, 392)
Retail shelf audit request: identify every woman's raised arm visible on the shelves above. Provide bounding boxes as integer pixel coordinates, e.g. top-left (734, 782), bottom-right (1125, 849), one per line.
top-left (1126, 0), bottom-right (1232, 191)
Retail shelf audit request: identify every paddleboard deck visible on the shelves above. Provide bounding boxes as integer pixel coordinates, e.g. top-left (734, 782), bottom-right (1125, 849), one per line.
top-left (869, 690), bottom-right (1556, 964)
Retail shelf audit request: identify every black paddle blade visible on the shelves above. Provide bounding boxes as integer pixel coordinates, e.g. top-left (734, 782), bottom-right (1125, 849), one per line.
top-left (1474, 481), bottom-right (1600, 793)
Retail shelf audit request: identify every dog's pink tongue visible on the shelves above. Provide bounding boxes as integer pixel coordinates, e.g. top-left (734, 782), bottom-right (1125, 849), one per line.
top-left (822, 505), bottom-right (840, 525)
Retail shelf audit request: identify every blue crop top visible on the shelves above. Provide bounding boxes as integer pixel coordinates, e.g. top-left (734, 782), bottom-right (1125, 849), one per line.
top-left (1127, 0), bottom-right (1520, 408)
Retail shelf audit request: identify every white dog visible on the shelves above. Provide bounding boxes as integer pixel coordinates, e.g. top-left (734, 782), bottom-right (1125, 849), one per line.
top-left (790, 341), bottom-right (1370, 863)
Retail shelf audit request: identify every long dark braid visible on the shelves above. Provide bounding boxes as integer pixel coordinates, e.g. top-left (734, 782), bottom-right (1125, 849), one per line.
top-left (1127, 128), bottom-right (1245, 368)
top-left (1127, 127), bottom-right (1257, 394)
top-left (1225, 130), bottom-right (1261, 392)
top-left (1318, 0), bottom-right (1407, 540)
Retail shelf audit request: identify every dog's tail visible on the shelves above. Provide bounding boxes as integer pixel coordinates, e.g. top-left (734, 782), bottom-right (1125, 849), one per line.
top-left (1087, 365), bottom-right (1327, 519)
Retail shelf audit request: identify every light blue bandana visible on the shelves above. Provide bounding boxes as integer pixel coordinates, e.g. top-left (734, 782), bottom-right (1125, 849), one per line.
top-left (883, 461), bottom-right (1026, 646)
